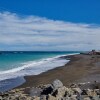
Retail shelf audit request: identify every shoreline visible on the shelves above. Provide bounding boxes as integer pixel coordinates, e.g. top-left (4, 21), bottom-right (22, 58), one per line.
top-left (16, 53), bottom-right (100, 89)
top-left (15, 54), bottom-right (75, 89)
top-left (0, 53), bottom-right (72, 92)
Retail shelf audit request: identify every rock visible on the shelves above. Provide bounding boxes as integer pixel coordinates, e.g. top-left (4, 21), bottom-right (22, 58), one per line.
top-left (87, 89), bottom-right (97, 98)
top-left (93, 81), bottom-right (100, 89)
top-left (47, 94), bottom-right (57, 100)
top-left (18, 96), bottom-right (27, 100)
top-left (33, 96), bottom-right (40, 100)
top-left (40, 95), bottom-right (47, 100)
top-left (9, 95), bottom-right (16, 100)
top-left (52, 79), bottom-right (63, 90)
top-left (81, 89), bottom-right (88, 95)
top-left (84, 97), bottom-right (91, 100)
top-left (41, 79), bottom-right (64, 96)
top-left (72, 87), bottom-right (82, 94)
top-left (66, 88), bottom-right (74, 96)
top-left (0, 96), bottom-right (2, 100)
top-left (94, 89), bottom-right (100, 95)
top-left (92, 96), bottom-right (99, 100)
top-left (0, 80), bottom-right (100, 100)
top-left (41, 85), bottom-right (53, 95)
top-left (52, 86), bottom-right (67, 97)
top-left (70, 83), bottom-right (77, 88)
top-left (70, 95), bottom-right (77, 100)
top-left (30, 87), bottom-right (42, 97)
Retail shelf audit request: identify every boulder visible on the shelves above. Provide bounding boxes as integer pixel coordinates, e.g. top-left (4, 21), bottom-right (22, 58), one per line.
top-left (52, 86), bottom-right (67, 97)
top-left (41, 85), bottom-right (53, 95)
top-left (52, 79), bottom-right (63, 90)
top-left (41, 79), bottom-right (64, 96)
top-left (30, 87), bottom-right (42, 97)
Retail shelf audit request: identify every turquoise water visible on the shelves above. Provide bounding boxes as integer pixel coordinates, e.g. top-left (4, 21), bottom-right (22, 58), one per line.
top-left (0, 51), bottom-right (79, 82)
top-left (0, 51), bottom-right (78, 71)
top-left (0, 51), bottom-right (79, 92)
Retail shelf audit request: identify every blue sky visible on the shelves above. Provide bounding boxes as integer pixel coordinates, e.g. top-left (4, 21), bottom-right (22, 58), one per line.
top-left (0, 0), bottom-right (100, 24)
top-left (0, 0), bottom-right (100, 51)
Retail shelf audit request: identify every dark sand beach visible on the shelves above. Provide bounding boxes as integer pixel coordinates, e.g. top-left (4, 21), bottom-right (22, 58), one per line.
top-left (16, 54), bottom-right (100, 89)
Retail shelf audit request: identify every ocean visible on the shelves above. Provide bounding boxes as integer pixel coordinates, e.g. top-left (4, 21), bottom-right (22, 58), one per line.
top-left (0, 51), bottom-right (79, 92)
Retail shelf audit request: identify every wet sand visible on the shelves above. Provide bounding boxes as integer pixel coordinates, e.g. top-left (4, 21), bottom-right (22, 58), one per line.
top-left (16, 54), bottom-right (100, 89)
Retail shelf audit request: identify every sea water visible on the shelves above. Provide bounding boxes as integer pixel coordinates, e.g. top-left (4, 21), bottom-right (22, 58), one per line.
top-left (0, 51), bottom-right (79, 92)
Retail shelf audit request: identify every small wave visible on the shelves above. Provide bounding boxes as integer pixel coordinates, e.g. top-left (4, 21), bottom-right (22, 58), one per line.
top-left (0, 53), bottom-right (79, 81)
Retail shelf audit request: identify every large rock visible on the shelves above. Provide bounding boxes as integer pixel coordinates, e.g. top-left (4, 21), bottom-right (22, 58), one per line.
top-left (41, 85), bottom-right (53, 95)
top-left (52, 79), bottom-right (63, 90)
top-left (30, 87), bottom-right (42, 97)
top-left (41, 79), bottom-right (63, 96)
top-left (52, 86), bottom-right (67, 97)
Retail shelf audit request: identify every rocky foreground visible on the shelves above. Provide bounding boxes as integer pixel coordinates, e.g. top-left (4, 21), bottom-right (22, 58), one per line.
top-left (0, 79), bottom-right (100, 100)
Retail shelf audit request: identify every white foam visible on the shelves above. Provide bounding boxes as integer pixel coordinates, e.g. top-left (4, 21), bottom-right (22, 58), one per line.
top-left (0, 53), bottom-right (79, 81)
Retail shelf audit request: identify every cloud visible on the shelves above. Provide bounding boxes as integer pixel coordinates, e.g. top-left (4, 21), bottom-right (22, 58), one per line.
top-left (0, 11), bottom-right (100, 51)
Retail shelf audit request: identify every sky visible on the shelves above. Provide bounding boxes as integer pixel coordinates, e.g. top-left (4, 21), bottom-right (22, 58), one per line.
top-left (0, 0), bottom-right (100, 51)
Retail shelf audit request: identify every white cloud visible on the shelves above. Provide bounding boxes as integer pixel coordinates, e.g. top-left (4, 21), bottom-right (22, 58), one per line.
top-left (0, 11), bottom-right (100, 51)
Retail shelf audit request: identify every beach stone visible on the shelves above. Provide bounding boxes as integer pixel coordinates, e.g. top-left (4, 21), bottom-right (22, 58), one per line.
top-left (25, 96), bottom-right (32, 100)
top-left (19, 96), bottom-right (27, 100)
top-left (81, 90), bottom-right (88, 95)
top-left (0, 96), bottom-right (2, 100)
top-left (66, 88), bottom-right (74, 96)
top-left (9, 95), bottom-right (14, 99)
top-left (30, 87), bottom-right (42, 97)
top-left (94, 89), bottom-right (100, 98)
top-left (52, 86), bottom-right (67, 97)
top-left (92, 96), bottom-right (99, 100)
top-left (33, 96), bottom-right (40, 100)
top-left (72, 87), bottom-right (82, 94)
top-left (70, 95), bottom-right (77, 100)
top-left (56, 96), bottom-right (63, 100)
top-left (84, 97), bottom-right (91, 100)
top-left (40, 95), bottom-right (47, 100)
top-left (52, 79), bottom-right (63, 90)
top-left (70, 84), bottom-right (77, 88)
top-left (47, 94), bottom-right (57, 100)
top-left (41, 85), bottom-right (53, 95)
top-left (87, 89), bottom-right (97, 99)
